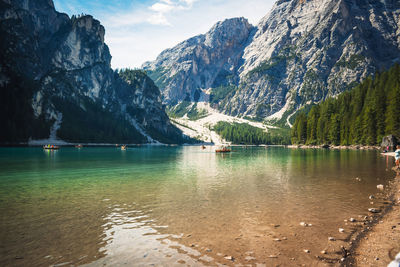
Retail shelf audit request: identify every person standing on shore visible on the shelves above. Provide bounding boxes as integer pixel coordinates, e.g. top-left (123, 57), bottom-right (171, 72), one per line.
top-left (395, 145), bottom-right (400, 169)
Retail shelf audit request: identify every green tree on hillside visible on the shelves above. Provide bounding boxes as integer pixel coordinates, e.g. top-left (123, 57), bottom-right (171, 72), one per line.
top-left (291, 64), bottom-right (400, 145)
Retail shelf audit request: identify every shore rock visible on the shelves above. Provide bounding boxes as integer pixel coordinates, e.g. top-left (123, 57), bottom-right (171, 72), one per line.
top-left (381, 135), bottom-right (398, 151)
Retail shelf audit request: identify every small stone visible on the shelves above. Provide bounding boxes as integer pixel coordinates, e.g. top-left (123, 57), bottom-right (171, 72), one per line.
top-left (244, 256), bottom-right (255, 261)
top-left (341, 258), bottom-right (346, 262)
top-left (282, 236), bottom-right (287, 240)
top-left (15, 256), bottom-right (24, 260)
top-left (268, 255), bottom-right (278, 258)
top-left (205, 248), bottom-right (212, 252)
top-left (339, 228), bottom-right (345, 233)
top-left (349, 218), bottom-right (356, 222)
top-left (369, 195), bottom-right (375, 200)
top-left (273, 238), bottom-right (281, 241)
top-left (300, 222), bottom-right (307, 227)
top-left (273, 224), bottom-right (280, 228)
top-left (190, 244), bottom-right (195, 247)
top-left (375, 257), bottom-right (379, 260)
top-left (320, 250), bottom-right (327, 254)
top-left (328, 237), bottom-right (336, 241)
top-left (224, 256), bottom-right (234, 261)
top-left (368, 208), bottom-right (381, 213)
top-left (304, 249), bottom-right (310, 253)
top-left (377, 184), bottom-right (384, 190)
top-left (290, 257), bottom-right (295, 260)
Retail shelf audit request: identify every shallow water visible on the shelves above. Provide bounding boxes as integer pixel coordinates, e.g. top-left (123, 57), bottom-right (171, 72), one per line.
top-left (0, 146), bottom-right (396, 266)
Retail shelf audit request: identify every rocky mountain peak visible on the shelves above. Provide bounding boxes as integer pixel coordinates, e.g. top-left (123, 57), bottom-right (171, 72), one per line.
top-left (204, 17), bottom-right (253, 48)
top-left (145, 0), bottom-right (400, 126)
top-left (143, 17), bottom-right (254, 103)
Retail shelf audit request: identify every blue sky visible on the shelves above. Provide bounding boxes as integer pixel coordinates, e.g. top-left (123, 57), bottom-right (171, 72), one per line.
top-left (54, 0), bottom-right (276, 69)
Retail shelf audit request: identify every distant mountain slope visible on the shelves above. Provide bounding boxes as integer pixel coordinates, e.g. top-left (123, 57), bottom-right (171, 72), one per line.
top-left (143, 0), bottom-right (400, 125)
top-left (142, 17), bottom-right (254, 104)
top-left (0, 0), bottom-right (185, 144)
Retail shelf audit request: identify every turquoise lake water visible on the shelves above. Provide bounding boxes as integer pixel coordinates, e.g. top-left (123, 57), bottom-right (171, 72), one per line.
top-left (0, 146), bottom-right (396, 266)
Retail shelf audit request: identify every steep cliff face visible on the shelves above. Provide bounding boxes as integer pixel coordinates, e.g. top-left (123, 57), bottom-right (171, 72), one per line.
top-left (0, 0), bottom-right (184, 143)
top-left (143, 17), bottom-right (254, 104)
top-left (143, 0), bottom-right (400, 125)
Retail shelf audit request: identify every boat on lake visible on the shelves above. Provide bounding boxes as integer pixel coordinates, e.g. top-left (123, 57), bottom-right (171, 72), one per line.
top-left (75, 144), bottom-right (83, 148)
top-left (121, 145), bottom-right (127, 150)
top-left (216, 147), bottom-right (231, 153)
top-left (43, 145), bottom-right (59, 150)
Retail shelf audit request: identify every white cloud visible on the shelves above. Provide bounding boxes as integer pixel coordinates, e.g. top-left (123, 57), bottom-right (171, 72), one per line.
top-left (147, 12), bottom-right (171, 26)
top-left (150, 2), bottom-right (174, 13)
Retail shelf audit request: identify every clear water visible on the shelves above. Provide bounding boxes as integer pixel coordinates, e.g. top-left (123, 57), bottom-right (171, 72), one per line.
top-left (0, 146), bottom-right (395, 266)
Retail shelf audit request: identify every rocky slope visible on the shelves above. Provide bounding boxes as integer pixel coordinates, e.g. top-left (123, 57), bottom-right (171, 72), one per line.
top-left (0, 0), bottom-right (185, 144)
top-left (143, 0), bottom-right (400, 125)
top-left (142, 17), bottom-right (254, 104)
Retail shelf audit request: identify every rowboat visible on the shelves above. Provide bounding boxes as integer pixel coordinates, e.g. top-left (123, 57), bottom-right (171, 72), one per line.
top-left (121, 145), bottom-right (127, 150)
top-left (43, 145), bottom-right (59, 150)
top-left (75, 144), bottom-right (83, 148)
top-left (215, 147), bottom-right (231, 153)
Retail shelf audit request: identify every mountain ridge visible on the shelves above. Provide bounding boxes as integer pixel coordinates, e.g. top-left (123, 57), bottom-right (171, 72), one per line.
top-left (143, 0), bottom-right (400, 126)
top-left (0, 0), bottom-right (186, 144)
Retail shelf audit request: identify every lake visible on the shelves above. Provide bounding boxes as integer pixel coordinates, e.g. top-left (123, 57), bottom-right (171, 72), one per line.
top-left (0, 146), bottom-right (395, 266)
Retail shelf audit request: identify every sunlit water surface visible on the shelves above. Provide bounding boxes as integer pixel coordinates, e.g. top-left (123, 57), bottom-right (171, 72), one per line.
top-left (0, 146), bottom-right (395, 266)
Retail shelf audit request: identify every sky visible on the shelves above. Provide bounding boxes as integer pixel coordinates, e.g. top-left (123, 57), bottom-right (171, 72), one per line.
top-left (53, 0), bottom-right (276, 69)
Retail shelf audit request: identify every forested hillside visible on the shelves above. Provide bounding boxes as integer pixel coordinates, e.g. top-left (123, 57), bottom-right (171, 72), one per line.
top-left (214, 122), bottom-right (290, 145)
top-left (291, 64), bottom-right (400, 146)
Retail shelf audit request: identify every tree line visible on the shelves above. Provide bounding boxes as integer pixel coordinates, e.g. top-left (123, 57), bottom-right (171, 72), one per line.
top-left (214, 121), bottom-right (290, 145)
top-left (291, 64), bottom-right (400, 145)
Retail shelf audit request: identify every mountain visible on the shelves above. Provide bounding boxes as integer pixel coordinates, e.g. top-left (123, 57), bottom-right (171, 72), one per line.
top-left (0, 0), bottom-right (185, 144)
top-left (142, 17), bottom-right (254, 104)
top-left (143, 0), bottom-right (400, 126)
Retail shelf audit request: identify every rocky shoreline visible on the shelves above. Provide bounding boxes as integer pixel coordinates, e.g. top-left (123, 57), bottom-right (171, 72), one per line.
top-left (288, 144), bottom-right (381, 150)
top-left (344, 167), bottom-right (400, 266)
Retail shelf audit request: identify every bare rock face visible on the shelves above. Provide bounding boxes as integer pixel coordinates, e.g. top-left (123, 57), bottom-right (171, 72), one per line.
top-left (0, 0), bottom-right (184, 143)
top-left (142, 17), bottom-right (254, 104)
top-left (381, 135), bottom-right (398, 151)
top-left (143, 0), bottom-right (400, 124)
